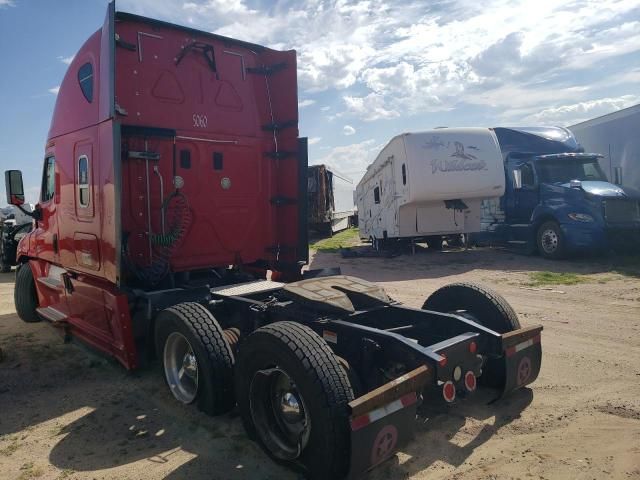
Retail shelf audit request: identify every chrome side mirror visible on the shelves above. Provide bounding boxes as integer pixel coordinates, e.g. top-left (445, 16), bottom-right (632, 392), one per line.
top-left (512, 169), bottom-right (522, 190)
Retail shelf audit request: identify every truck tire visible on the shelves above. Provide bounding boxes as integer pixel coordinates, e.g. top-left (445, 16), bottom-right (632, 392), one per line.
top-left (0, 261), bottom-right (10, 273)
top-left (235, 321), bottom-right (353, 480)
top-left (155, 302), bottom-right (235, 415)
top-left (14, 263), bottom-right (40, 323)
top-left (536, 220), bottom-right (566, 259)
top-left (422, 282), bottom-right (520, 333)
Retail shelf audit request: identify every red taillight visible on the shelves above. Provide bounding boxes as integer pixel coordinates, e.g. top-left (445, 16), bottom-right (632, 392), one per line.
top-left (438, 354), bottom-right (447, 368)
top-left (442, 381), bottom-right (456, 402)
top-left (464, 371), bottom-right (476, 392)
top-left (469, 341), bottom-right (477, 354)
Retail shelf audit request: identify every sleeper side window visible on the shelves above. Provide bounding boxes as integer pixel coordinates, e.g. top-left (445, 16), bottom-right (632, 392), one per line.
top-left (78, 63), bottom-right (94, 103)
top-left (78, 155), bottom-right (90, 207)
top-left (374, 186), bottom-right (380, 204)
top-left (402, 164), bottom-right (407, 185)
top-left (521, 163), bottom-right (534, 187)
top-left (41, 157), bottom-right (56, 202)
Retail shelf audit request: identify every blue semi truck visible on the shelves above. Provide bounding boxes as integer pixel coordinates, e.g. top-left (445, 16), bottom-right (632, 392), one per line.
top-left (474, 126), bottom-right (640, 259)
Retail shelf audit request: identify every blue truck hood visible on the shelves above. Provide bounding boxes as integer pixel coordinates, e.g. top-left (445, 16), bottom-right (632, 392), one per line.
top-left (558, 181), bottom-right (640, 199)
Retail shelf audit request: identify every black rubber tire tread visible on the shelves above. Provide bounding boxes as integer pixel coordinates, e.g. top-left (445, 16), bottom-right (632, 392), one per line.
top-left (536, 220), bottom-right (566, 260)
top-left (0, 262), bottom-right (10, 273)
top-left (14, 263), bottom-right (40, 322)
top-left (235, 321), bottom-right (354, 480)
top-left (422, 282), bottom-right (520, 333)
top-left (155, 302), bottom-right (235, 415)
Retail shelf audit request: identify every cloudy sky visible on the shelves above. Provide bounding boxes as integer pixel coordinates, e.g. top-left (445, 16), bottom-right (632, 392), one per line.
top-left (0, 0), bottom-right (638, 205)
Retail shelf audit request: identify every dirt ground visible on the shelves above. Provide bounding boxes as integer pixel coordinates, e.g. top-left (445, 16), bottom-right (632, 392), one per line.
top-left (1, 247), bottom-right (639, 480)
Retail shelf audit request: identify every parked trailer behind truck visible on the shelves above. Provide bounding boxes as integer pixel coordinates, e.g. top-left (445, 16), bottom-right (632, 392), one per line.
top-left (570, 104), bottom-right (640, 190)
top-left (307, 164), bottom-right (355, 234)
top-left (4, 4), bottom-right (543, 478)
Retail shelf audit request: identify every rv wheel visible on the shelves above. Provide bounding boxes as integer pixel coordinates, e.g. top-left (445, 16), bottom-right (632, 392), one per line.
top-left (235, 322), bottom-right (353, 479)
top-left (155, 302), bottom-right (235, 415)
top-left (14, 263), bottom-right (40, 323)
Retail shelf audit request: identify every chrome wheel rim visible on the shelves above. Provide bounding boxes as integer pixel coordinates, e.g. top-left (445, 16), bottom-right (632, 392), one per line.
top-left (163, 332), bottom-right (199, 404)
top-left (541, 228), bottom-right (558, 253)
top-left (249, 368), bottom-right (311, 460)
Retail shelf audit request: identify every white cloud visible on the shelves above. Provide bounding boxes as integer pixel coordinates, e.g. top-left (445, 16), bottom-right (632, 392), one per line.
top-left (343, 93), bottom-right (400, 121)
top-left (343, 125), bottom-right (356, 136)
top-left (48, 86), bottom-right (60, 95)
top-left (57, 55), bottom-right (75, 65)
top-left (525, 95), bottom-right (640, 126)
top-left (0, 0), bottom-right (15, 7)
top-left (117, 0), bottom-right (640, 124)
top-left (298, 99), bottom-right (316, 108)
top-left (312, 139), bottom-right (381, 181)
top-left (308, 137), bottom-right (322, 145)
top-left (320, 106), bottom-right (331, 112)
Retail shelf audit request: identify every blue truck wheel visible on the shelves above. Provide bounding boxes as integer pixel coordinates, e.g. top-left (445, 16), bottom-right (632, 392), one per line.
top-left (536, 221), bottom-right (566, 259)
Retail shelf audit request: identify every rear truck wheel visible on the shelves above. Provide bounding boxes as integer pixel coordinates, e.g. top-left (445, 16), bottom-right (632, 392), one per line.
top-left (422, 282), bottom-right (520, 333)
top-left (423, 283), bottom-right (541, 395)
top-left (537, 220), bottom-right (566, 259)
top-left (14, 263), bottom-right (40, 323)
top-left (235, 321), bottom-right (354, 480)
top-left (155, 302), bottom-right (235, 415)
top-left (426, 235), bottom-right (443, 250)
top-left (0, 261), bottom-right (10, 273)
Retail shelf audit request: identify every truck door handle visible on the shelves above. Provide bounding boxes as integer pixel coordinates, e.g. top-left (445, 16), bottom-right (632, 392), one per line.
top-left (53, 234), bottom-right (59, 254)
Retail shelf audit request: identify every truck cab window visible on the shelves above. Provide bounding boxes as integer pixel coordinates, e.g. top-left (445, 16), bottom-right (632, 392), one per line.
top-left (78, 155), bottom-right (90, 207)
top-left (521, 163), bottom-right (534, 187)
top-left (78, 63), bottom-right (93, 103)
top-left (41, 157), bottom-right (56, 202)
top-left (374, 186), bottom-right (380, 204)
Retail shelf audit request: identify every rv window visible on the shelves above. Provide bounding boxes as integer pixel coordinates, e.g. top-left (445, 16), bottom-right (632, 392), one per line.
top-left (402, 164), bottom-right (406, 185)
top-left (78, 155), bottom-right (90, 207)
top-left (374, 186), bottom-right (380, 204)
top-left (41, 157), bottom-right (56, 202)
top-left (78, 63), bottom-right (94, 103)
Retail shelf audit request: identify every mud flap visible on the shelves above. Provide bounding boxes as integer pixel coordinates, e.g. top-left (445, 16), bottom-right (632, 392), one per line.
top-left (346, 365), bottom-right (430, 479)
top-left (498, 325), bottom-right (543, 397)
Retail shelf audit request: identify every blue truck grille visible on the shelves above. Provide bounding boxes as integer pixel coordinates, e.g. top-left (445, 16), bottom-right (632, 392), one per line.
top-left (603, 199), bottom-right (640, 224)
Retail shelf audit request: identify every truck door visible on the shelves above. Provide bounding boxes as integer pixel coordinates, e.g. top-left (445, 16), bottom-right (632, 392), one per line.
top-left (506, 161), bottom-right (538, 223)
top-left (34, 155), bottom-right (61, 265)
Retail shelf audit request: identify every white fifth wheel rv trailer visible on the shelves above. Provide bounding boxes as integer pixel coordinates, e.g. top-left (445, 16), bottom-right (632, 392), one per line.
top-left (356, 128), bottom-right (505, 249)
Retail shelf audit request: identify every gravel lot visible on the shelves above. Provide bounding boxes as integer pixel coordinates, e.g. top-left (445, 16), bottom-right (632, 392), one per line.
top-left (1, 247), bottom-right (639, 479)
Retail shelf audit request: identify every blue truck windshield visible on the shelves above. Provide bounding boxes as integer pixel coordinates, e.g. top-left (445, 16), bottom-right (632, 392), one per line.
top-left (536, 158), bottom-right (607, 184)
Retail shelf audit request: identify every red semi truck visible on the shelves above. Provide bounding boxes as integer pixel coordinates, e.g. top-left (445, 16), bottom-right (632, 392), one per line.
top-left (4, 4), bottom-right (543, 478)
